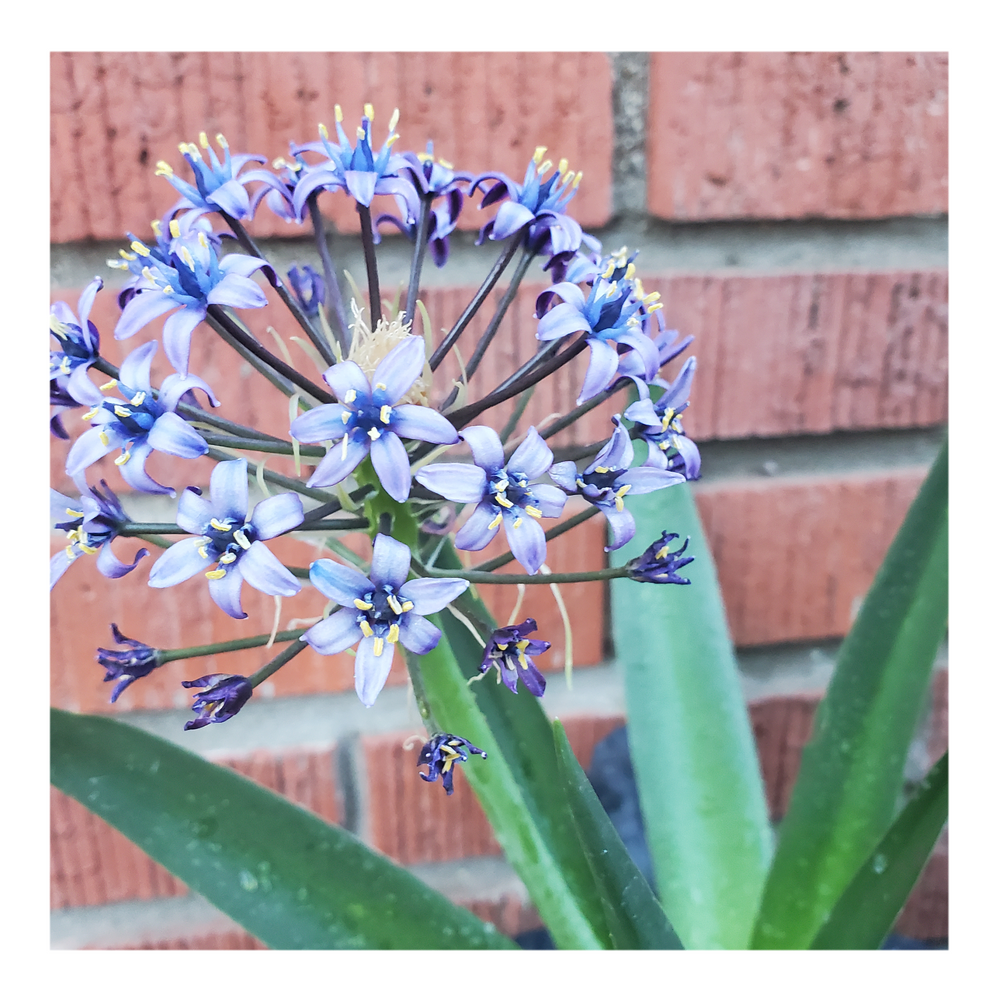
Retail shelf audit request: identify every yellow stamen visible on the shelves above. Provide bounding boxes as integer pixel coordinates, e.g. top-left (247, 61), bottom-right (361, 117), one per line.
top-left (209, 518), bottom-right (230, 532)
top-left (524, 506), bottom-right (542, 519)
top-left (199, 131), bottom-right (209, 148)
top-left (558, 157), bottom-right (568, 176)
top-left (354, 598), bottom-right (374, 611)
top-left (130, 391), bottom-right (146, 406)
top-left (119, 249), bottom-right (137, 261)
top-left (78, 541), bottom-right (99, 555)
top-left (625, 263), bottom-right (636, 280)
top-left (319, 123), bottom-right (330, 140)
top-left (344, 389), bottom-right (357, 404)
top-left (388, 108), bottom-right (399, 132)
top-left (532, 146), bottom-right (547, 164)
top-left (150, 219), bottom-right (162, 236)
top-left (400, 600), bottom-right (414, 613)
top-left (380, 405), bottom-right (392, 424)
top-left (216, 133), bottom-right (228, 148)
top-left (341, 412), bottom-right (350, 424)
top-left (367, 427), bottom-right (381, 441)
top-left (538, 159), bottom-right (552, 176)
top-left (81, 408), bottom-right (98, 422)
top-left (198, 232), bottom-right (209, 249)
top-left (131, 241), bottom-right (150, 257)
top-left (364, 103), bottom-right (375, 120)
top-left (98, 430), bottom-right (109, 446)
top-left (107, 260), bottom-right (129, 270)
top-left (488, 512), bottom-right (503, 530)
top-left (114, 448), bottom-right (131, 467)
top-left (272, 157), bottom-right (287, 169)
top-left (161, 284), bottom-right (174, 296)
top-left (197, 542), bottom-right (209, 559)
top-left (113, 404), bottom-right (132, 418)
top-left (180, 246), bottom-right (196, 270)
top-left (154, 161), bottom-right (173, 176)
top-left (512, 517), bottom-right (523, 529)
top-left (372, 636), bottom-right (384, 657)
top-left (59, 357), bottom-right (71, 374)
top-left (386, 594), bottom-right (403, 615)
top-left (659, 441), bottom-right (669, 451)
top-left (573, 172), bottom-right (583, 188)
top-left (233, 529), bottom-right (251, 550)
top-left (141, 266), bottom-right (156, 283)
top-left (356, 126), bottom-right (366, 140)
top-left (494, 493), bottom-right (513, 509)
top-left (594, 466), bottom-right (610, 474)
top-left (375, 382), bottom-right (387, 390)
top-left (516, 639), bottom-right (531, 669)
top-left (387, 623), bottom-right (400, 645)
top-left (65, 508), bottom-right (84, 518)
top-left (655, 546), bottom-right (670, 561)
top-left (335, 105), bottom-right (344, 123)
top-left (205, 568), bottom-right (227, 580)
top-left (359, 620), bottom-right (374, 638)
top-left (219, 551), bottom-right (237, 564)
top-left (602, 262), bottom-right (616, 279)
top-left (438, 157), bottom-right (454, 169)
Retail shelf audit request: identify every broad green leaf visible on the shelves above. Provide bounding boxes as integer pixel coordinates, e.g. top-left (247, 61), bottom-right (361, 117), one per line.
top-left (552, 720), bottom-right (684, 949)
top-left (413, 629), bottom-right (610, 950)
top-left (609, 483), bottom-right (772, 949)
top-left (752, 440), bottom-right (948, 949)
top-left (811, 752), bottom-right (948, 949)
top-left (51, 708), bottom-right (516, 950)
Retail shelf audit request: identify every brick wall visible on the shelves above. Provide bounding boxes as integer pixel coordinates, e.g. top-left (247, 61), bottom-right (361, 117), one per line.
top-left (50, 52), bottom-right (947, 949)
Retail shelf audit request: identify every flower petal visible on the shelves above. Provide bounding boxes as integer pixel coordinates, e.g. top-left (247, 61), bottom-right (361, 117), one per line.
top-left (309, 559), bottom-right (373, 605)
top-left (117, 441), bottom-right (175, 496)
top-left (529, 484), bottom-right (568, 518)
top-left (238, 541), bottom-right (301, 597)
top-left (162, 307), bottom-right (205, 377)
top-left (207, 273), bottom-right (268, 310)
top-left (397, 613), bottom-right (442, 655)
top-left (95, 541), bottom-right (148, 579)
top-left (414, 463), bottom-right (487, 503)
top-left (397, 577), bottom-right (470, 616)
top-left (206, 178), bottom-right (252, 217)
top-left (623, 396), bottom-right (660, 427)
top-left (536, 301), bottom-right (590, 342)
top-left (370, 534), bottom-right (411, 590)
top-left (289, 403), bottom-right (351, 443)
top-left (50, 550), bottom-right (73, 590)
top-left (369, 431), bottom-right (412, 503)
top-left (249, 492), bottom-right (303, 539)
top-left (344, 169), bottom-right (377, 207)
top-left (65, 426), bottom-right (121, 478)
top-left (322, 360), bottom-right (371, 404)
top-left (673, 434), bottom-right (702, 479)
top-left (389, 403), bottom-right (459, 444)
top-left (208, 563), bottom-right (247, 619)
top-left (547, 461), bottom-right (579, 494)
top-left (115, 291), bottom-right (177, 341)
top-left (371, 336), bottom-right (425, 406)
top-left (354, 634), bottom-right (395, 707)
top-left (460, 425), bottom-right (505, 474)
top-left (507, 427), bottom-right (553, 480)
top-left (590, 418), bottom-right (633, 472)
top-left (148, 536), bottom-right (212, 588)
top-left (118, 340), bottom-right (159, 393)
top-left (147, 411), bottom-right (209, 460)
top-left (159, 372), bottom-right (219, 413)
top-left (303, 607), bottom-right (364, 655)
top-left (603, 504), bottom-right (636, 551)
top-left (490, 201), bottom-right (535, 241)
top-left (176, 487), bottom-right (213, 533)
top-left (209, 459), bottom-right (249, 522)
top-left (576, 338), bottom-right (621, 404)
top-left (306, 434), bottom-right (370, 489)
top-left (618, 467), bottom-right (686, 495)
top-left (503, 510), bottom-right (546, 575)
top-left (454, 500), bottom-right (502, 551)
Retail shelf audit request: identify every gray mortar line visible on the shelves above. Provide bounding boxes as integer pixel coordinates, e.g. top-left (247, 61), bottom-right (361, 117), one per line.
top-left (50, 215), bottom-right (947, 291)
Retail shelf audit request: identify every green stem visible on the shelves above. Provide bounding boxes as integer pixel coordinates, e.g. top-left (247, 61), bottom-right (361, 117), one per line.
top-left (357, 203), bottom-right (382, 326)
top-left (417, 564), bottom-right (630, 586)
top-left (248, 638), bottom-right (310, 688)
top-left (402, 648), bottom-right (440, 732)
top-left (119, 518), bottom-right (369, 537)
top-left (199, 434), bottom-right (326, 458)
top-left (158, 629), bottom-right (308, 664)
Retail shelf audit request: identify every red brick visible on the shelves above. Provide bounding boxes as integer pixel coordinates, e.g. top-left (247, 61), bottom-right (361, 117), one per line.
top-left (894, 831), bottom-right (948, 940)
top-left (51, 53), bottom-right (612, 244)
top-left (113, 930), bottom-right (267, 950)
top-left (926, 668), bottom-right (948, 765)
top-left (647, 53), bottom-right (948, 221)
top-left (696, 468), bottom-right (928, 647)
top-left (749, 696), bottom-right (821, 821)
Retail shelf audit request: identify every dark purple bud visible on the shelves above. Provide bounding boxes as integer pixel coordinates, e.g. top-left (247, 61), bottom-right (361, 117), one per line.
top-left (417, 733), bottom-right (487, 795)
top-left (96, 623), bottom-right (161, 703)
top-left (287, 264), bottom-right (325, 317)
top-left (480, 619), bottom-right (549, 697)
top-left (181, 673), bottom-right (253, 730)
top-left (626, 532), bottom-right (694, 585)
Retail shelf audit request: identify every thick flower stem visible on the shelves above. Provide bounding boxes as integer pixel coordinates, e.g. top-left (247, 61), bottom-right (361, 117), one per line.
top-left (469, 506), bottom-right (602, 574)
top-left (404, 193), bottom-right (434, 327)
top-left (307, 192), bottom-right (350, 359)
top-left (206, 312), bottom-right (299, 398)
top-left (416, 564), bottom-right (631, 586)
top-left (499, 384), bottom-right (537, 444)
top-left (356, 204), bottom-right (383, 326)
top-left (428, 232), bottom-right (524, 371)
top-left (248, 638), bottom-right (310, 688)
top-left (119, 518), bottom-right (369, 537)
top-left (198, 433), bottom-right (326, 458)
top-left (157, 629), bottom-right (308, 664)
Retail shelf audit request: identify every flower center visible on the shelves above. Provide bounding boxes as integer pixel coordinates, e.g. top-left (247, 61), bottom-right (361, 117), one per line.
top-left (199, 517), bottom-right (257, 578)
top-left (352, 585), bottom-right (414, 656)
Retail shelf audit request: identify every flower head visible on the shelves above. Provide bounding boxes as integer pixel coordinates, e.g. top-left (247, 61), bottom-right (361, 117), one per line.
top-left (626, 532), bottom-right (694, 585)
top-left (148, 458), bottom-right (304, 619)
top-left (181, 673), bottom-right (253, 730)
top-left (286, 264), bottom-right (325, 318)
top-left (480, 619), bottom-right (549, 696)
top-left (50, 277), bottom-right (103, 416)
top-left (469, 146), bottom-right (587, 257)
top-left (549, 416), bottom-right (684, 550)
top-left (64, 341), bottom-right (216, 496)
top-left (110, 221), bottom-right (270, 375)
top-left (97, 623), bottom-right (160, 703)
top-left (155, 132), bottom-right (267, 221)
top-left (417, 733), bottom-right (487, 796)
top-left (303, 534), bottom-right (469, 707)
top-left (290, 105), bottom-right (418, 218)
top-left (415, 425), bottom-right (567, 575)
top-left (290, 335), bottom-right (458, 502)
top-left (50, 479), bottom-right (147, 589)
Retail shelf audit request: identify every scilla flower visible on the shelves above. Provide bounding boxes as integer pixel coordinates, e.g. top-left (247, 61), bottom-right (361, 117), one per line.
top-left (626, 532), bottom-right (695, 585)
top-left (148, 459), bottom-right (303, 619)
top-left (480, 619), bottom-right (550, 696)
top-left (303, 534), bottom-right (469, 707)
top-left (50, 276), bottom-right (103, 404)
top-left (415, 426), bottom-right (566, 575)
top-left (418, 734), bottom-right (488, 796)
top-left (182, 674), bottom-right (253, 730)
top-left (97, 624), bottom-right (161, 703)
top-left (289, 335), bottom-right (458, 502)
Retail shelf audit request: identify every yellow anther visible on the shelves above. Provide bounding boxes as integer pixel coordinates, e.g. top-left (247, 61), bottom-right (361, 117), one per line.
top-left (216, 133), bottom-right (228, 148)
top-left (388, 108), bottom-right (399, 132)
top-left (380, 405), bottom-right (392, 424)
top-left (131, 240), bottom-right (150, 257)
top-left (161, 284), bottom-right (174, 296)
top-left (344, 389), bottom-right (357, 404)
top-left (661, 408), bottom-right (676, 430)
top-left (169, 219), bottom-right (181, 238)
top-left (625, 263), bottom-right (636, 280)
top-left (496, 642), bottom-right (508, 651)
top-left (538, 159), bottom-right (552, 175)
top-left (488, 512), bottom-right (503, 530)
top-left (400, 600), bottom-right (414, 613)
top-left (354, 598), bottom-right (374, 611)
top-left (602, 262), bottom-right (616, 279)
top-left (78, 541), bottom-right (99, 555)
top-left (375, 382), bottom-right (387, 390)
top-left (512, 517), bottom-right (523, 529)
top-left (606, 280), bottom-right (618, 298)
top-left (364, 103), bottom-right (375, 120)
top-left (180, 246), bottom-right (196, 270)
top-left (205, 568), bottom-right (227, 580)
top-left (387, 133), bottom-right (400, 147)
top-left (141, 266), bottom-right (156, 282)
top-left (562, 171), bottom-right (575, 186)
top-left (532, 146), bottom-right (547, 164)
top-left (648, 302), bottom-right (663, 312)
top-left (615, 496), bottom-right (625, 512)
top-left (372, 636), bottom-right (384, 657)
top-left (273, 157), bottom-right (287, 169)
top-left (367, 427), bottom-right (381, 441)
top-left (655, 545), bottom-right (670, 561)
top-left (319, 123), bottom-right (330, 141)
top-left (107, 260), bottom-right (129, 270)
top-left (387, 623), bottom-right (400, 645)
top-left (233, 529), bottom-right (251, 550)
top-left (209, 517), bottom-right (230, 532)
top-left (573, 172), bottom-right (583, 188)
top-left (524, 505), bottom-right (543, 519)
top-left (64, 545), bottom-right (78, 561)
top-left (356, 125), bottom-right (366, 140)
top-left (494, 493), bottom-right (513, 509)
top-left (494, 478), bottom-right (508, 492)
top-left (113, 405), bottom-right (132, 418)
top-left (386, 594), bottom-right (403, 615)
top-left (66, 528), bottom-right (83, 545)
top-left (219, 551), bottom-right (237, 564)
top-left (198, 232), bottom-right (209, 249)
top-left (616, 484), bottom-right (633, 499)
top-left (594, 466), bottom-right (610, 474)
top-left (98, 430), bottom-right (109, 446)
top-left (65, 507), bottom-right (84, 519)
top-left (659, 441), bottom-right (670, 451)
top-left (558, 158), bottom-right (568, 175)
top-left (334, 105), bottom-right (344, 123)
top-left (81, 408), bottom-right (98, 422)
top-left (130, 391), bottom-right (146, 406)
top-left (118, 249), bottom-right (138, 261)
top-left (438, 157), bottom-right (454, 169)
top-left (198, 542), bottom-right (209, 559)
top-left (154, 160), bottom-right (173, 176)
top-left (199, 131), bottom-right (209, 148)
top-left (516, 639), bottom-right (531, 668)
top-left (341, 412), bottom-right (350, 424)
top-left (59, 357), bottom-right (71, 374)
top-left (150, 219), bottom-right (162, 236)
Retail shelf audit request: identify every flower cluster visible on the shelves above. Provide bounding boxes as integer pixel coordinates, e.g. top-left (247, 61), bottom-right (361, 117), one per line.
top-left (52, 103), bottom-right (699, 779)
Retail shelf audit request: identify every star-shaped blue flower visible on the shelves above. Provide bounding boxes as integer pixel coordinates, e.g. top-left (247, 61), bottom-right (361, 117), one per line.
top-left (418, 733), bottom-right (487, 796)
top-left (480, 619), bottom-right (550, 696)
top-left (50, 278), bottom-right (104, 433)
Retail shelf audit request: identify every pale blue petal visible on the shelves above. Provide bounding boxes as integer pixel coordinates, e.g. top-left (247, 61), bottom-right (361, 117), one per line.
top-left (547, 462), bottom-right (579, 494)
top-left (503, 511), bottom-right (546, 575)
top-left (238, 541), bottom-right (301, 597)
top-left (148, 537), bottom-right (212, 588)
top-left (673, 435), bottom-right (702, 479)
top-left (115, 291), bottom-right (177, 341)
top-left (250, 493), bottom-right (303, 539)
top-left (159, 372), bottom-right (219, 412)
top-left (206, 178), bottom-right (251, 217)
top-left (303, 607), bottom-right (364, 655)
top-left (370, 431), bottom-right (412, 503)
top-left (306, 435), bottom-right (370, 488)
top-left (371, 534), bottom-right (411, 591)
top-left (50, 550), bottom-right (73, 590)
top-left (536, 301), bottom-right (590, 342)
top-left (454, 500), bottom-right (502, 551)
top-left (162, 307), bottom-right (205, 376)
top-left (147, 411), bottom-right (209, 459)
top-left (530, 484), bottom-right (568, 517)
top-left (490, 201), bottom-right (535, 240)
top-left (118, 340), bottom-right (159, 393)
top-left (290, 403), bottom-right (351, 443)
top-left (508, 427), bottom-right (553, 480)
top-left (66, 365), bottom-right (103, 406)
top-left (589, 418), bottom-right (632, 471)
top-left (323, 360), bottom-right (371, 404)
top-left (65, 426), bottom-right (122, 478)
top-left (176, 487), bottom-right (213, 533)
top-left (603, 505), bottom-right (636, 551)
top-left (414, 463), bottom-right (486, 503)
top-left (309, 559), bottom-right (373, 605)
top-left (209, 458), bottom-right (249, 521)
top-left (618, 467), bottom-right (686, 494)
top-left (345, 170), bottom-right (378, 207)
top-left (207, 274), bottom-right (268, 310)
top-left (397, 613), bottom-right (441, 655)
top-left (219, 254), bottom-right (268, 278)
top-left (208, 563), bottom-right (247, 619)
top-left (576, 338), bottom-right (621, 404)
top-left (95, 541), bottom-right (148, 579)
top-left (390, 403), bottom-right (459, 444)
top-left (354, 634), bottom-right (395, 706)
top-left (397, 578), bottom-right (470, 616)
top-left (371, 336), bottom-right (425, 405)
top-left (624, 397), bottom-right (660, 427)
top-left (118, 441), bottom-right (174, 496)
top-left (460, 425), bottom-right (505, 474)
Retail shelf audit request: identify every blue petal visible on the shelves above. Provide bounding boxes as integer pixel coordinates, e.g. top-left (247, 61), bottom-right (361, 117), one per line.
top-left (250, 493), bottom-right (303, 539)
top-left (238, 541), bottom-right (301, 597)
top-left (208, 563), bottom-right (247, 619)
top-left (118, 340), bottom-right (159, 393)
top-left (290, 403), bottom-right (351, 443)
top-left (661, 357), bottom-right (697, 410)
top-left (148, 537), bottom-right (212, 587)
top-left (291, 168), bottom-right (342, 219)
top-left (371, 337), bottom-right (425, 406)
top-left (490, 201), bottom-right (535, 240)
top-left (397, 577), bottom-right (470, 616)
top-left (306, 435), bottom-right (370, 488)
top-left (76, 276), bottom-right (103, 335)
top-left (309, 559), bottom-right (373, 605)
top-left (618, 467), bottom-right (686, 495)
top-left (603, 504), bottom-right (636, 552)
top-left (503, 510), bottom-right (546, 575)
top-left (209, 459), bottom-right (249, 522)
top-left (159, 372), bottom-right (219, 413)
top-left (576, 338), bottom-right (621, 404)
top-left (162, 307), bottom-right (205, 377)
top-left (530, 484), bottom-right (568, 517)
top-left (624, 397), bottom-right (660, 427)
top-left (114, 291), bottom-right (177, 341)
top-left (65, 426), bottom-right (122, 479)
top-left (118, 441), bottom-right (174, 496)
top-left (303, 607), bottom-right (364, 655)
top-left (507, 427), bottom-right (553, 479)
top-left (397, 613), bottom-right (441, 655)
top-left (323, 360), bottom-right (371, 404)
top-left (547, 461), bottom-right (579, 493)
top-left (536, 301), bottom-right (590, 342)
top-left (673, 435), bottom-right (702, 479)
top-left (176, 487), bottom-right (213, 533)
top-left (206, 178), bottom-right (252, 217)
top-left (344, 169), bottom-right (377, 207)
top-left (454, 501), bottom-right (502, 551)
top-left (95, 541), bottom-right (148, 579)
top-left (414, 463), bottom-right (486, 503)
top-left (460, 425), bottom-right (505, 474)
top-left (66, 365), bottom-right (103, 407)
top-left (147, 411), bottom-right (209, 460)
top-left (219, 254), bottom-right (269, 278)
top-left (207, 273), bottom-right (269, 310)
top-left (371, 534), bottom-right (411, 591)
top-left (354, 635), bottom-right (395, 706)
top-left (590, 418), bottom-right (633, 471)
top-left (50, 550), bottom-right (73, 590)
top-left (390, 404), bottom-right (459, 444)
top-left (369, 431), bottom-right (412, 503)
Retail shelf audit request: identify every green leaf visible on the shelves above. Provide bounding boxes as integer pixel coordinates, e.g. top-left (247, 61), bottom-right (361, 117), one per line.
top-left (608, 483), bottom-right (773, 949)
top-left (811, 752), bottom-right (948, 949)
top-left (50, 708), bottom-right (516, 950)
top-left (412, 627), bottom-right (611, 950)
top-left (552, 721), bottom-right (684, 949)
top-left (752, 439), bottom-right (948, 949)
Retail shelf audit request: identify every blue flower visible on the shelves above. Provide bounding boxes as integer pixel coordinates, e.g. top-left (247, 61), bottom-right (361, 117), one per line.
top-left (247, 150), bottom-right (312, 224)
top-left (96, 623), bottom-right (160, 703)
top-left (64, 341), bottom-right (216, 496)
top-left (50, 278), bottom-right (103, 424)
top-left (468, 146), bottom-right (587, 257)
top-left (549, 416), bottom-right (685, 551)
top-left (290, 104), bottom-right (418, 218)
top-left (50, 380), bottom-right (83, 440)
top-left (148, 458), bottom-right (303, 620)
top-left (110, 222), bottom-right (270, 376)
top-left (50, 479), bottom-right (148, 589)
top-left (289, 335), bottom-right (459, 502)
top-left (625, 357), bottom-right (702, 481)
top-left (415, 425), bottom-right (567, 575)
top-left (155, 132), bottom-right (268, 221)
top-left (286, 264), bottom-right (325, 317)
top-left (418, 733), bottom-right (487, 796)
top-left (480, 619), bottom-right (549, 696)
top-left (303, 534), bottom-right (469, 707)
top-left (626, 532), bottom-right (694, 585)
top-left (181, 674), bottom-right (253, 730)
